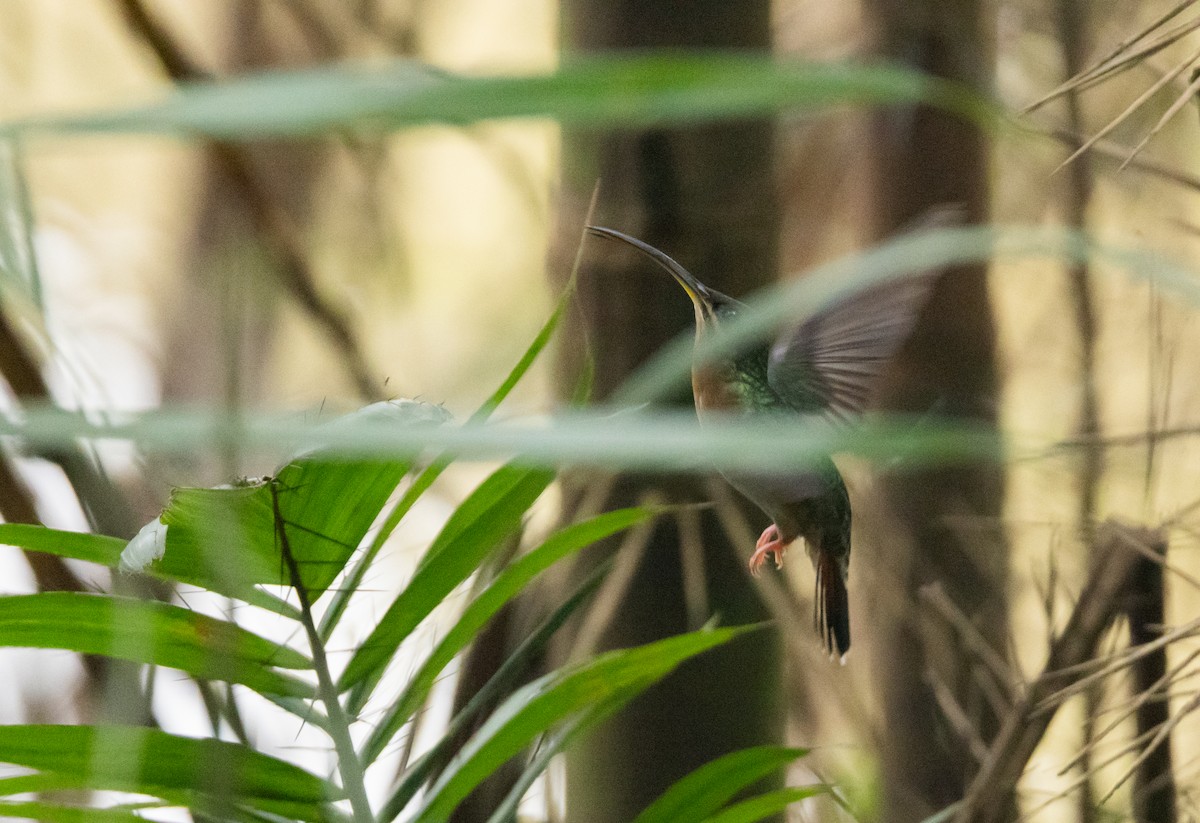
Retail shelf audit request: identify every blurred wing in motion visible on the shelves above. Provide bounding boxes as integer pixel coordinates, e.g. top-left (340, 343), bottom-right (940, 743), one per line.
top-left (767, 205), bottom-right (962, 422)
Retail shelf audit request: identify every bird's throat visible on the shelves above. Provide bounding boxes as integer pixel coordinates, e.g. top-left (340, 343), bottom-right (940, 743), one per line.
top-left (692, 362), bottom-right (741, 416)
top-left (691, 345), bottom-right (778, 418)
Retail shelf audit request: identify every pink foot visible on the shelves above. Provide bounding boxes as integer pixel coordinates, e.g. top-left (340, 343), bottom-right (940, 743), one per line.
top-left (749, 524), bottom-right (787, 576)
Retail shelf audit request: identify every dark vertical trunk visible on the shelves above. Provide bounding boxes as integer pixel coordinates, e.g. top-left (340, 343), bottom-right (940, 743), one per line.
top-left (1126, 543), bottom-right (1176, 823)
top-left (162, 3), bottom-right (313, 395)
top-left (862, 3), bottom-right (1009, 821)
top-left (552, 4), bottom-right (783, 821)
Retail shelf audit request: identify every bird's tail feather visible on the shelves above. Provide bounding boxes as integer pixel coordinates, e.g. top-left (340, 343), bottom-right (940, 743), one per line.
top-left (814, 550), bottom-right (850, 660)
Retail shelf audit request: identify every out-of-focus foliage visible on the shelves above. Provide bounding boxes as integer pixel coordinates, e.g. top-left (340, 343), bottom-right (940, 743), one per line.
top-left (3, 55), bottom-right (986, 139)
top-left (0, 302), bottom-right (812, 821)
top-left (1, 1), bottom-right (1200, 821)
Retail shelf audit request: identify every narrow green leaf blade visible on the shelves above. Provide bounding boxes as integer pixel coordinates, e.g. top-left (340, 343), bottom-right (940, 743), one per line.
top-left (339, 462), bottom-right (555, 704)
top-left (410, 625), bottom-right (761, 823)
top-left (470, 285), bottom-right (570, 423)
top-left (0, 522), bottom-right (295, 617)
top-left (4, 55), bottom-right (981, 139)
top-left (0, 139), bottom-right (43, 307)
top-left (632, 746), bottom-right (811, 823)
top-left (268, 403), bottom-right (426, 597)
top-left (0, 771), bottom-right (81, 797)
top-left (0, 522), bottom-right (296, 620)
top-left (0, 593), bottom-right (313, 698)
top-left (378, 561), bottom-right (612, 819)
top-left (0, 524), bottom-right (126, 566)
top-left (0, 800), bottom-right (154, 823)
top-left (699, 786), bottom-right (829, 823)
top-left (0, 725), bottom-right (341, 803)
top-left (484, 692), bottom-right (635, 823)
top-left (137, 400), bottom-right (446, 604)
top-left (318, 286), bottom-right (571, 641)
top-left (362, 507), bottom-right (652, 764)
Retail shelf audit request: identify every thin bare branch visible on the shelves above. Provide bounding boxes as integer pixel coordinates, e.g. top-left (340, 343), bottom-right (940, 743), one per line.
top-left (952, 522), bottom-right (1163, 823)
top-left (1063, 648), bottom-right (1200, 775)
top-left (1023, 723), bottom-right (1163, 820)
top-left (1024, 13), bottom-right (1200, 113)
top-left (1100, 695), bottom-right (1193, 807)
top-left (1033, 616), bottom-right (1200, 710)
top-left (1038, 126), bottom-right (1200, 191)
top-left (1051, 423), bottom-right (1200, 456)
top-left (1053, 44), bottom-right (1200, 173)
top-left (676, 505), bottom-right (709, 631)
top-left (568, 494), bottom-right (660, 662)
top-left (115, 0), bottom-right (382, 401)
top-left (920, 582), bottom-right (1020, 702)
top-left (1121, 67), bottom-right (1200, 169)
top-left (924, 667), bottom-right (991, 764)
top-left (1055, 12), bottom-right (1102, 808)
top-left (1118, 525), bottom-right (1200, 592)
top-left (1093, 1), bottom-right (1198, 71)
top-left (971, 665), bottom-right (1012, 724)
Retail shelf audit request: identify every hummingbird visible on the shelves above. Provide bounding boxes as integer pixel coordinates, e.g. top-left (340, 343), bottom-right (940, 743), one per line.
top-left (587, 222), bottom-right (944, 658)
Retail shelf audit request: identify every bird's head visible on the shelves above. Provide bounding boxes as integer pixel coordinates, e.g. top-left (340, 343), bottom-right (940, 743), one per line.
top-left (586, 226), bottom-right (744, 335)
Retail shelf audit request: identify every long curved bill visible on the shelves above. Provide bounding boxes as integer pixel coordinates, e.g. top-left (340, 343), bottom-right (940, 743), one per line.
top-left (586, 226), bottom-right (713, 309)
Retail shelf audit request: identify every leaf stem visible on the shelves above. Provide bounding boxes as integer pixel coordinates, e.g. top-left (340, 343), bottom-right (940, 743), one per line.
top-left (271, 483), bottom-right (373, 823)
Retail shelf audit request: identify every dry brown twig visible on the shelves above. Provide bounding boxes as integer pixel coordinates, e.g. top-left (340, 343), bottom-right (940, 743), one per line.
top-left (1062, 647), bottom-right (1200, 776)
top-left (1052, 44), bottom-right (1200, 173)
top-left (115, 0), bottom-right (382, 401)
top-left (1024, 3), bottom-right (1200, 114)
top-left (952, 521), bottom-right (1167, 823)
top-left (920, 582), bottom-right (1021, 703)
top-left (1032, 615), bottom-right (1200, 713)
top-left (567, 492), bottom-right (661, 663)
top-left (924, 667), bottom-right (991, 765)
top-left (676, 504), bottom-right (710, 631)
top-left (1039, 127), bottom-right (1200, 190)
top-left (1025, 3), bottom-right (1200, 172)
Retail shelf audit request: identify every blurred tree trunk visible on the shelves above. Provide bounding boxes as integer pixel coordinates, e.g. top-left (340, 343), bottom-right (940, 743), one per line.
top-left (862, 2), bottom-right (1011, 821)
top-left (1054, 2), bottom-right (1103, 820)
top-left (158, 0), bottom-right (330, 423)
top-left (119, 0), bottom-right (382, 479)
top-left (549, 4), bottom-right (783, 822)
